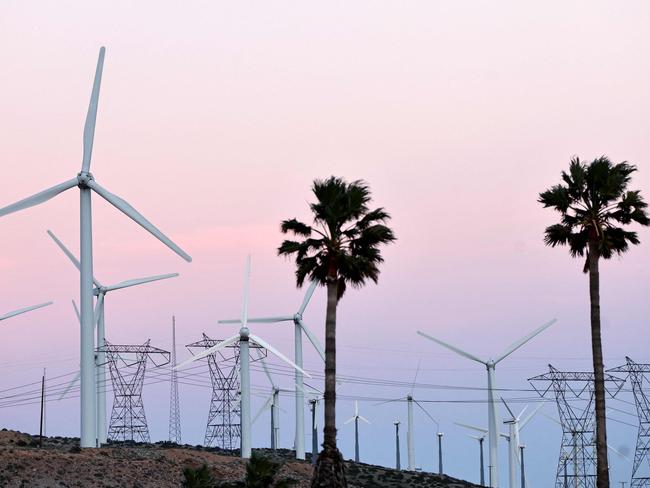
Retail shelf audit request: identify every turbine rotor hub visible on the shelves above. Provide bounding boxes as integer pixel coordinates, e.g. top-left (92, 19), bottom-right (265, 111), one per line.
top-left (77, 172), bottom-right (95, 188)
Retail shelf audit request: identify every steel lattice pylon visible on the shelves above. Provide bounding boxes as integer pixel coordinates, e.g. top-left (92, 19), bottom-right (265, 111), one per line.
top-left (169, 317), bottom-right (182, 444)
top-left (529, 364), bottom-right (625, 488)
top-left (608, 357), bottom-right (650, 487)
top-left (187, 333), bottom-right (266, 449)
top-left (102, 340), bottom-right (170, 443)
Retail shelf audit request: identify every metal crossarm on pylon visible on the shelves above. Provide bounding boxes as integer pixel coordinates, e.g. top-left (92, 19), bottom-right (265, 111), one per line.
top-left (529, 364), bottom-right (625, 488)
top-left (101, 340), bottom-right (170, 443)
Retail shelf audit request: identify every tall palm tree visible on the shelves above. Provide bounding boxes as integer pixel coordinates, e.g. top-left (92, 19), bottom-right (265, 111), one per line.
top-left (539, 156), bottom-right (648, 487)
top-left (278, 176), bottom-right (396, 488)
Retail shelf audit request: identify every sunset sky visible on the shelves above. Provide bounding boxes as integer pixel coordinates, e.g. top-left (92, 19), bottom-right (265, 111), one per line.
top-left (1, 1), bottom-right (649, 484)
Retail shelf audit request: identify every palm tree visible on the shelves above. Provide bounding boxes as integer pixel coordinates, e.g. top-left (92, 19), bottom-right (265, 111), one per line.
top-left (278, 176), bottom-right (396, 488)
top-left (539, 156), bottom-right (649, 487)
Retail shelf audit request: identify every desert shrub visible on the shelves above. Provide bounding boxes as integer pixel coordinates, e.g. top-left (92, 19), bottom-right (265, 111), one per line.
top-left (182, 464), bottom-right (216, 488)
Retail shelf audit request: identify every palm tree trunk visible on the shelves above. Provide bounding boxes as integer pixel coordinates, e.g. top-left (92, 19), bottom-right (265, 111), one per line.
top-left (311, 278), bottom-right (347, 487)
top-left (588, 240), bottom-right (609, 487)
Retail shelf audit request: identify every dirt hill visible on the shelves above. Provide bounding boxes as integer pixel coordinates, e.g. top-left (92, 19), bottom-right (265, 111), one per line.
top-left (0, 430), bottom-right (480, 487)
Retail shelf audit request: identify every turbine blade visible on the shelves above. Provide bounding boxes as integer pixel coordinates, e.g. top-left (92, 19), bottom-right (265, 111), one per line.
top-left (410, 358), bottom-right (422, 395)
top-left (258, 353), bottom-right (276, 388)
top-left (249, 334), bottom-right (311, 378)
top-left (225, 316), bottom-right (294, 324)
top-left (105, 273), bottom-right (179, 292)
top-left (94, 293), bottom-right (105, 330)
top-left (175, 334), bottom-right (240, 369)
top-left (87, 180), bottom-right (192, 262)
top-left (81, 47), bottom-right (105, 173)
top-left (454, 422), bottom-right (488, 434)
top-left (241, 256), bottom-right (251, 327)
top-left (417, 331), bottom-right (487, 365)
top-left (298, 280), bottom-right (318, 315)
top-left (494, 318), bottom-right (557, 364)
top-left (355, 400), bottom-right (359, 417)
top-left (47, 230), bottom-right (102, 288)
top-left (72, 300), bottom-right (81, 323)
top-left (372, 397), bottom-right (407, 407)
top-left (608, 443), bottom-right (631, 461)
top-left (57, 371), bottom-right (80, 400)
top-left (359, 416), bottom-right (370, 424)
top-left (0, 178), bottom-right (77, 218)
top-left (516, 405), bottom-right (529, 423)
top-left (0, 301), bottom-right (53, 321)
top-left (542, 412), bottom-right (561, 426)
top-left (414, 399), bottom-right (439, 428)
top-left (520, 403), bottom-right (544, 430)
top-left (253, 396), bottom-right (273, 425)
top-left (500, 397), bottom-right (516, 420)
top-left (297, 318), bottom-right (325, 362)
top-left (344, 417), bottom-right (355, 425)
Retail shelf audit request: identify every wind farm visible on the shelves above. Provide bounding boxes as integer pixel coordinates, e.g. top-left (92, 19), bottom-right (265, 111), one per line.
top-left (1, 3), bottom-right (649, 487)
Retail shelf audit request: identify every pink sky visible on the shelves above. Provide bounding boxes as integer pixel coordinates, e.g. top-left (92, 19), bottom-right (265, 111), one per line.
top-left (1, 1), bottom-right (649, 484)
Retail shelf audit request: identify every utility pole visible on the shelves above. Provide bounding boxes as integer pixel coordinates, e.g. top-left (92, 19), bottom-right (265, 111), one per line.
top-left (520, 445), bottom-right (525, 488)
top-left (39, 368), bottom-right (45, 448)
top-left (437, 432), bottom-right (443, 475)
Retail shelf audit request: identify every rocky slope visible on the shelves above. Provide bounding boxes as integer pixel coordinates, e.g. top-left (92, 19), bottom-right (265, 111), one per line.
top-left (0, 430), bottom-right (479, 487)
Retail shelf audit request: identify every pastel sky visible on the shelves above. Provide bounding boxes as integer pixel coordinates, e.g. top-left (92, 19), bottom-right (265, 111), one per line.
top-left (1, 1), bottom-right (649, 485)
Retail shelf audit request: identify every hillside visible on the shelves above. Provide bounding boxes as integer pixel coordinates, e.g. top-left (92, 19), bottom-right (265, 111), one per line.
top-left (0, 430), bottom-right (480, 487)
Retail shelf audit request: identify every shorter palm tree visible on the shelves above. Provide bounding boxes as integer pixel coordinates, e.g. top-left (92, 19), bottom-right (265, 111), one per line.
top-left (278, 176), bottom-right (396, 488)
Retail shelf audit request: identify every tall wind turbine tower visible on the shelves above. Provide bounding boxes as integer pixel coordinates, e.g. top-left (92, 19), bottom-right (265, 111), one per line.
top-left (418, 318), bottom-right (556, 487)
top-left (169, 316), bottom-right (181, 444)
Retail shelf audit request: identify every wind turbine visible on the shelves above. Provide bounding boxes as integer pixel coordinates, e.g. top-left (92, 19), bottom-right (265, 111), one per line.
top-left (219, 279), bottom-right (324, 460)
top-left (466, 432), bottom-right (486, 486)
top-left (176, 256), bottom-right (309, 458)
top-left (344, 401), bottom-right (370, 463)
top-left (0, 302), bottom-right (53, 322)
top-left (253, 354), bottom-right (293, 450)
top-left (47, 229), bottom-right (178, 444)
top-left (394, 420), bottom-right (401, 470)
top-left (501, 400), bottom-right (542, 488)
top-left (417, 318), bottom-right (556, 486)
top-left (377, 360), bottom-right (436, 471)
top-left (0, 47), bottom-right (191, 447)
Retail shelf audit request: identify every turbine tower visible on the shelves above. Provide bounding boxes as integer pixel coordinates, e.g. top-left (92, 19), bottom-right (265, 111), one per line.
top-left (344, 401), bottom-right (370, 463)
top-left (47, 229), bottom-right (178, 444)
top-left (219, 279), bottom-right (324, 459)
top-left (0, 302), bottom-right (53, 323)
top-left (501, 400), bottom-right (542, 488)
top-left (417, 318), bottom-right (556, 486)
top-left (394, 420), bottom-right (401, 470)
top-left (177, 256), bottom-right (310, 458)
top-left (169, 316), bottom-right (181, 444)
top-left (0, 47), bottom-right (191, 447)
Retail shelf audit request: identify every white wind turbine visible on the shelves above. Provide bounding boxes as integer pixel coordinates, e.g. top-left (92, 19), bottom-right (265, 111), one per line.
top-left (47, 229), bottom-right (178, 444)
top-left (377, 360), bottom-right (436, 471)
top-left (253, 354), bottom-right (293, 450)
top-left (417, 318), bottom-right (556, 487)
top-left (0, 302), bottom-right (53, 322)
top-left (0, 47), bottom-right (191, 447)
top-left (176, 256), bottom-right (309, 458)
top-left (501, 400), bottom-right (542, 488)
top-left (345, 400), bottom-right (370, 463)
top-left (219, 279), bottom-right (324, 460)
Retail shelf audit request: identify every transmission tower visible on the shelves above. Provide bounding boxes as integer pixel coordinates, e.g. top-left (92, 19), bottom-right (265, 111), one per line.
top-left (608, 357), bottom-right (650, 487)
top-left (529, 364), bottom-right (625, 488)
top-left (102, 340), bottom-right (170, 443)
top-left (186, 333), bottom-right (266, 449)
top-left (169, 316), bottom-right (182, 444)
